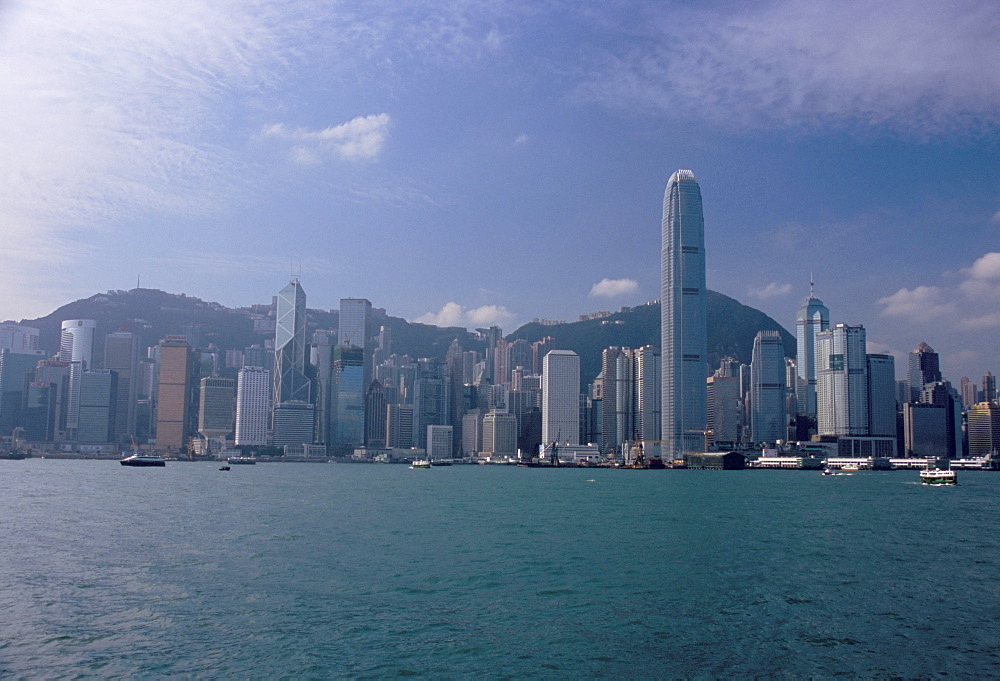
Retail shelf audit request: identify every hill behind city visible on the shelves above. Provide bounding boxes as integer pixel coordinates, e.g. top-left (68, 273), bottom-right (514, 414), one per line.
top-left (18, 288), bottom-right (795, 385)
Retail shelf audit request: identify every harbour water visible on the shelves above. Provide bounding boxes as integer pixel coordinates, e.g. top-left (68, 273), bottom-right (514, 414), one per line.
top-left (1, 460), bottom-right (998, 678)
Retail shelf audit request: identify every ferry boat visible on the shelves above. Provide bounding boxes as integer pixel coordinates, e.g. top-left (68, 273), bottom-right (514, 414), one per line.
top-left (410, 459), bottom-right (431, 469)
top-left (120, 452), bottom-right (166, 467)
top-left (920, 468), bottom-right (956, 485)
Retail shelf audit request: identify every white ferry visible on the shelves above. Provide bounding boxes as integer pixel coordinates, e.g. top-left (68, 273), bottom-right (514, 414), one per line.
top-left (120, 452), bottom-right (166, 467)
top-left (410, 459), bottom-right (431, 469)
top-left (920, 468), bottom-right (956, 485)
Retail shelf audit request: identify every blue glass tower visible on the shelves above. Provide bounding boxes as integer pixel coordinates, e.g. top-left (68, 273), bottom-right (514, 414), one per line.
top-left (660, 169), bottom-right (707, 457)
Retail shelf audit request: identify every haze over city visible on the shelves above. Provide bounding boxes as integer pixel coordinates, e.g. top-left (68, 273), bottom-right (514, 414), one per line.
top-left (1, 0), bottom-right (997, 381)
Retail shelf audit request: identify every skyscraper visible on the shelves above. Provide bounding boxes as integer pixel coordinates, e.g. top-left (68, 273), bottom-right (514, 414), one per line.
top-left (104, 331), bottom-right (140, 443)
top-left (866, 354), bottom-right (897, 438)
top-left (907, 342), bottom-right (941, 403)
top-left (198, 376), bottom-right (235, 445)
top-left (339, 298), bottom-right (372, 350)
top-left (542, 350), bottom-right (579, 446)
top-left (235, 366), bottom-right (270, 446)
top-left (273, 279), bottom-right (311, 405)
top-left (795, 281), bottom-right (829, 418)
top-left (77, 369), bottom-right (117, 442)
top-left (750, 330), bottom-right (787, 445)
top-left (661, 169), bottom-right (707, 457)
top-left (59, 319), bottom-right (96, 437)
top-left (155, 338), bottom-right (193, 452)
top-left (816, 324), bottom-right (868, 437)
top-left (273, 279), bottom-right (313, 447)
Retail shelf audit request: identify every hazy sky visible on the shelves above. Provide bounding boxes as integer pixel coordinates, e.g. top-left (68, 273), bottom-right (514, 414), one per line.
top-left (1, 1), bottom-right (997, 381)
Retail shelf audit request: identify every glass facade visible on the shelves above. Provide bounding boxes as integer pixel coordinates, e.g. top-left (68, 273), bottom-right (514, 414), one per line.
top-left (661, 169), bottom-right (707, 456)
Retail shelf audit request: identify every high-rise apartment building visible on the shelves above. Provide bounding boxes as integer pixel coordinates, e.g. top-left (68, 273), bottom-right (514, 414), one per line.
top-left (661, 169), bottom-right (707, 457)
top-left (795, 282), bottom-right (829, 417)
top-left (542, 350), bottom-right (579, 446)
top-left (816, 324), bottom-right (868, 437)
top-left (750, 330), bottom-right (786, 445)
top-left (235, 366), bottom-right (270, 446)
top-left (60, 319), bottom-right (96, 437)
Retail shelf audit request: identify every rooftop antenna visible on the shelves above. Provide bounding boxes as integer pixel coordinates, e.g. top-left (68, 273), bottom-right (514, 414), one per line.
top-left (290, 260), bottom-right (301, 285)
top-left (136, 273), bottom-right (140, 290)
top-left (809, 273), bottom-right (815, 298)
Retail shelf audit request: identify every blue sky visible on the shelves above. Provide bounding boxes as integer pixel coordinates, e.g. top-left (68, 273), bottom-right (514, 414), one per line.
top-left (1, 0), bottom-right (997, 382)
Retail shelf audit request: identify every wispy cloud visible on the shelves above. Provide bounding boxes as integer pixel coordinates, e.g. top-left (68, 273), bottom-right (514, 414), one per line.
top-left (877, 252), bottom-right (1000, 328)
top-left (748, 282), bottom-right (792, 299)
top-left (263, 114), bottom-right (392, 162)
top-left (577, 1), bottom-right (1000, 136)
top-left (590, 278), bottom-right (639, 298)
top-left (415, 302), bottom-right (516, 329)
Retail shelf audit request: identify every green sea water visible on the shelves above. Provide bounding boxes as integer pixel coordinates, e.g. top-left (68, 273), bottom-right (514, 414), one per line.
top-left (1, 460), bottom-right (997, 678)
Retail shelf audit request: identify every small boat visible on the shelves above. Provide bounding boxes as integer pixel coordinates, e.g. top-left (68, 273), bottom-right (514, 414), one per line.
top-left (920, 468), bottom-right (956, 485)
top-left (120, 452), bottom-right (166, 467)
top-left (219, 465), bottom-right (231, 471)
top-left (227, 456), bottom-right (257, 465)
top-left (822, 468), bottom-right (850, 476)
top-left (410, 459), bottom-right (431, 469)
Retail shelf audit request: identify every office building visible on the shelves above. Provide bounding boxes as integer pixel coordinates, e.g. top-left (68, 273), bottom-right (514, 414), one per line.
top-left (903, 403), bottom-right (948, 458)
top-left (198, 376), bottom-right (235, 445)
top-left (707, 375), bottom-right (740, 448)
top-left (0, 324), bottom-right (40, 351)
top-left (104, 331), bottom-right (140, 443)
top-left (426, 425), bottom-right (453, 460)
top-left (365, 379), bottom-right (387, 448)
top-left (661, 169), bottom-right (707, 457)
top-left (0, 348), bottom-right (46, 436)
top-left (542, 350), bottom-right (580, 445)
top-left (77, 369), bottom-right (117, 442)
top-left (750, 330), bottom-right (786, 445)
top-left (795, 282), bottom-right (829, 418)
top-left (908, 342), bottom-right (941, 403)
top-left (235, 366), bottom-right (270, 446)
top-left (983, 372), bottom-right (997, 403)
top-left (816, 324), bottom-right (868, 437)
top-left (866, 354), bottom-right (897, 438)
top-left (967, 402), bottom-right (1000, 458)
top-left (339, 298), bottom-right (373, 350)
top-left (155, 338), bottom-right (193, 452)
top-left (462, 409), bottom-right (484, 455)
top-left (272, 401), bottom-right (316, 449)
top-left (483, 411), bottom-right (517, 457)
top-left (273, 279), bottom-right (311, 405)
top-left (386, 403), bottom-right (414, 448)
top-left (59, 319), bottom-right (96, 436)
top-left (332, 345), bottom-right (365, 449)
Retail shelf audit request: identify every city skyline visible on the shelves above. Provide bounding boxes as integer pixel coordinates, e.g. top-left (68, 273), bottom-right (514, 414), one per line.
top-left (0, 1), bottom-right (996, 383)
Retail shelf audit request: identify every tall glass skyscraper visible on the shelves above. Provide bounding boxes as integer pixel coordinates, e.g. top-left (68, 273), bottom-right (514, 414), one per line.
top-left (795, 281), bottom-right (829, 418)
top-left (273, 279), bottom-right (311, 405)
top-left (660, 169), bottom-right (707, 457)
top-left (750, 330), bottom-right (787, 445)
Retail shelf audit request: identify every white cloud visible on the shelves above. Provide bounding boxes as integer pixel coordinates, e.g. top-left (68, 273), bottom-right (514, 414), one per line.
top-left (748, 282), bottom-right (792, 299)
top-left (415, 302), bottom-right (515, 329)
top-left (590, 278), bottom-right (639, 298)
top-left (264, 114), bottom-right (392, 162)
top-left (961, 312), bottom-right (1000, 331)
top-left (514, 133), bottom-right (529, 145)
top-left (578, 1), bottom-right (1000, 136)
top-left (877, 285), bottom-right (953, 322)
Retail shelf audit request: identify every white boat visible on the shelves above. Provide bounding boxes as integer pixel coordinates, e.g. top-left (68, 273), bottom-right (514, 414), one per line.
top-left (920, 468), bottom-right (956, 485)
top-left (227, 456), bottom-right (257, 465)
top-left (120, 452), bottom-right (166, 467)
top-left (410, 459), bottom-right (431, 469)
top-left (822, 468), bottom-right (850, 476)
